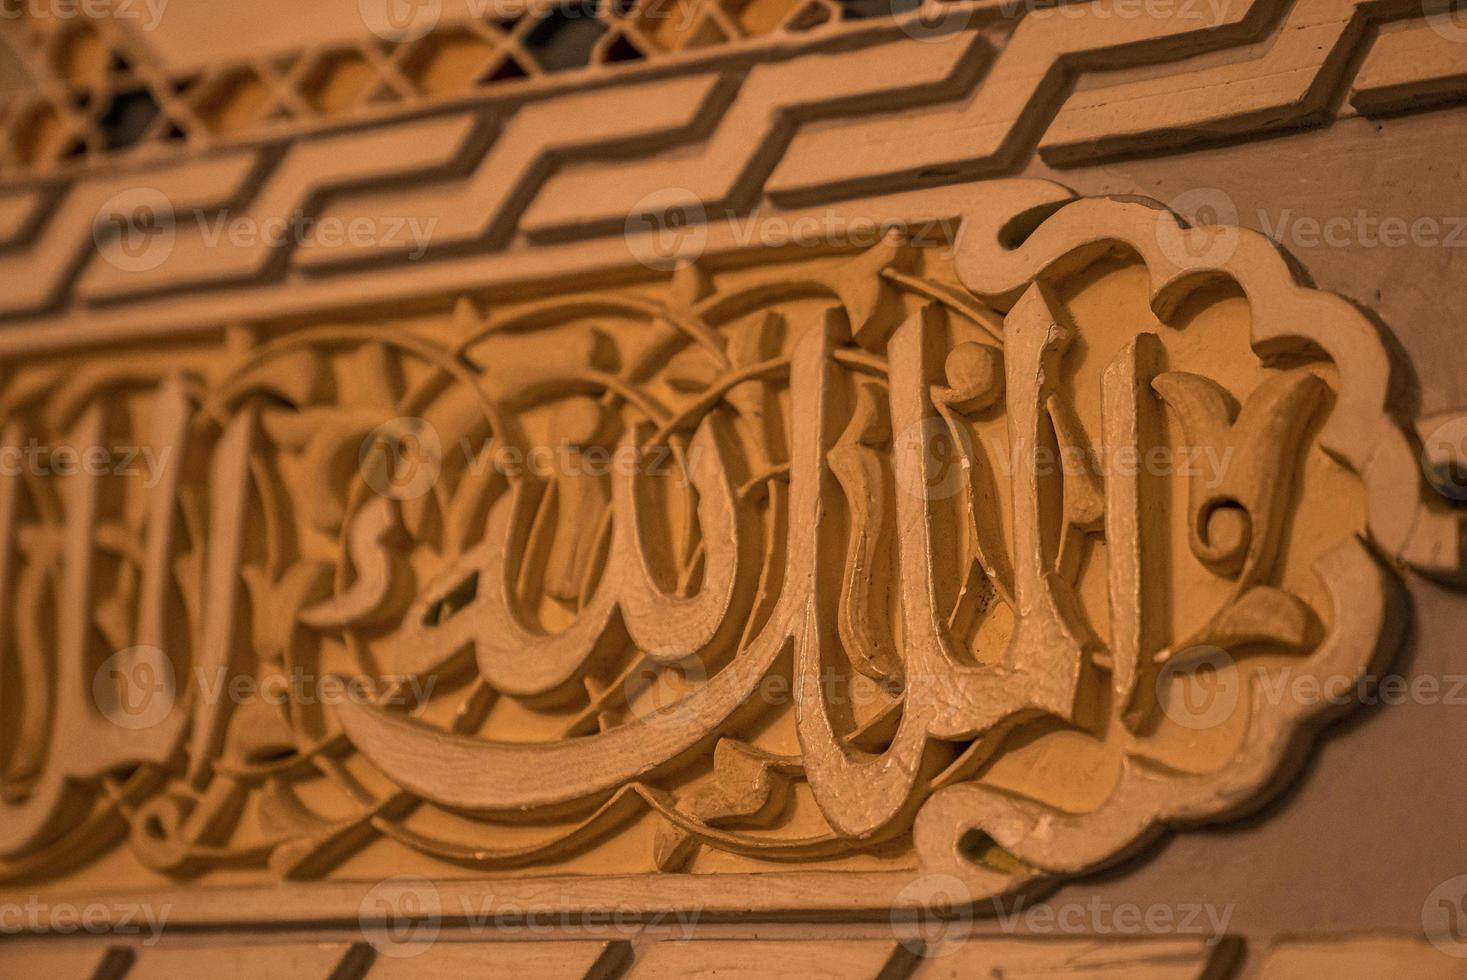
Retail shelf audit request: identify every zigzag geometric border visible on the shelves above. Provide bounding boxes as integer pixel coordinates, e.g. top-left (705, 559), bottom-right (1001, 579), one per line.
top-left (0, 0), bottom-right (1461, 331)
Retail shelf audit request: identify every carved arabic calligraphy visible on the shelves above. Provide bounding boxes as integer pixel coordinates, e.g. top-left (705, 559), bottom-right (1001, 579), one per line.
top-left (0, 184), bottom-right (1442, 896)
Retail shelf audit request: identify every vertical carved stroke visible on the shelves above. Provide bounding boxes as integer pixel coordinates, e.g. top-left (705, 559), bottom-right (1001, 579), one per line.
top-left (793, 310), bottom-right (937, 841)
top-left (0, 403), bottom-right (184, 853)
top-left (187, 405), bottom-right (256, 788)
top-left (827, 381), bottom-right (900, 683)
top-left (463, 482), bottom-right (620, 698)
top-left (895, 296), bottom-right (1089, 742)
top-left (611, 421), bottom-right (748, 663)
top-left (333, 345), bottom-right (834, 811)
top-left (1103, 334), bottom-right (1166, 728)
top-left (0, 419), bottom-right (43, 789)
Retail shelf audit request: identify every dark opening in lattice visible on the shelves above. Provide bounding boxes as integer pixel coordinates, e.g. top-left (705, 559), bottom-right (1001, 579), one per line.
top-left (525, 2), bottom-right (608, 72)
top-left (98, 89), bottom-right (160, 151)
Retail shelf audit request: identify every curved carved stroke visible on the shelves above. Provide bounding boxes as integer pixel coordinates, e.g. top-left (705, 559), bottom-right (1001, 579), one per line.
top-left (953, 180), bottom-right (1463, 582)
top-left (914, 537), bottom-right (1403, 878)
top-left (611, 421), bottom-right (751, 663)
top-left (339, 183), bottom-right (1437, 861)
top-left (335, 347), bottom-right (833, 812)
top-left (895, 178), bottom-right (1424, 880)
top-left (391, 416), bottom-right (748, 698)
top-left (342, 295), bottom-right (1105, 840)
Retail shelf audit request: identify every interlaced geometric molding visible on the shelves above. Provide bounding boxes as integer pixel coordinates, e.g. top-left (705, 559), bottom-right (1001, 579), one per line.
top-left (0, 0), bottom-right (873, 176)
top-left (0, 10), bottom-right (185, 169)
top-left (1, 0), bottom-right (1464, 182)
top-left (0, 0), bottom-right (1464, 335)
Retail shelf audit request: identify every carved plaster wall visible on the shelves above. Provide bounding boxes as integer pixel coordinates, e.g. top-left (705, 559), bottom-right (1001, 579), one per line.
top-left (0, 0), bottom-right (1465, 977)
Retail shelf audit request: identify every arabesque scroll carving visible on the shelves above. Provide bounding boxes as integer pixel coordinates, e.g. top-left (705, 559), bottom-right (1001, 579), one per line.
top-left (0, 182), bottom-right (1453, 912)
